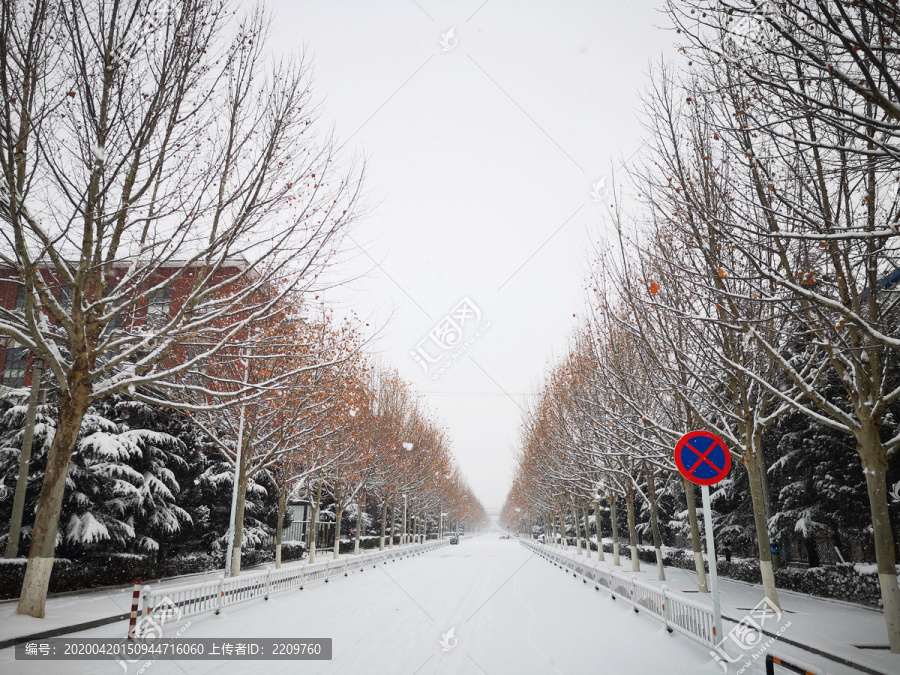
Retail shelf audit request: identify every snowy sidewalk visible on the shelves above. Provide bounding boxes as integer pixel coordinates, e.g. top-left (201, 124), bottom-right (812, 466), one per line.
top-left (0, 543), bottom-right (421, 648)
top-left (538, 540), bottom-right (900, 675)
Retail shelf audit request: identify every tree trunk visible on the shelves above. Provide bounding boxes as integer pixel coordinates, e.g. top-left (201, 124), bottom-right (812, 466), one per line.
top-left (757, 444), bottom-right (780, 571)
top-left (593, 500), bottom-right (605, 561)
top-left (379, 496), bottom-right (388, 550)
top-left (559, 508), bottom-right (568, 552)
top-left (309, 481), bottom-right (322, 563)
top-left (608, 492), bottom-right (621, 566)
top-left (333, 504), bottom-right (343, 559)
top-left (646, 468), bottom-right (665, 581)
top-left (275, 490), bottom-right (287, 569)
top-left (5, 359), bottom-right (42, 559)
top-left (804, 536), bottom-right (820, 569)
top-left (229, 466), bottom-right (250, 577)
top-left (389, 499), bottom-right (396, 548)
top-left (743, 447), bottom-right (780, 609)
top-left (571, 502), bottom-right (582, 556)
top-left (683, 477), bottom-right (708, 592)
top-left (354, 492), bottom-right (364, 555)
top-left (582, 504), bottom-right (591, 558)
top-left (18, 392), bottom-right (88, 617)
top-left (625, 488), bottom-right (640, 572)
top-left (401, 500), bottom-right (408, 546)
top-left (858, 424), bottom-right (900, 652)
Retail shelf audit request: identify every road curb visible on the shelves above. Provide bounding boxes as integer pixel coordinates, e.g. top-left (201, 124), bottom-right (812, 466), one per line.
top-left (0, 612), bottom-right (130, 650)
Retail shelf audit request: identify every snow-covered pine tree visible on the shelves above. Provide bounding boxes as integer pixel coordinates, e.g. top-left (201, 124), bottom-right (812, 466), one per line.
top-left (1, 392), bottom-right (191, 558)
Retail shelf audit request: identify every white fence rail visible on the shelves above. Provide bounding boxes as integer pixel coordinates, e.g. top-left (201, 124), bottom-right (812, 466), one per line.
top-left (519, 538), bottom-right (716, 648)
top-left (138, 540), bottom-right (448, 630)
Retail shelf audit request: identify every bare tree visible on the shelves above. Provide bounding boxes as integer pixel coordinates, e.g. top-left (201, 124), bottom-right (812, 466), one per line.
top-left (663, 3), bottom-right (900, 647)
top-left (0, 1), bottom-right (361, 616)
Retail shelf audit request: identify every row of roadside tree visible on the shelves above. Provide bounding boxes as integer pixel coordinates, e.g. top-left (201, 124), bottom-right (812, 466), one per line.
top-left (503, 0), bottom-right (900, 652)
top-left (0, 0), bottom-right (485, 619)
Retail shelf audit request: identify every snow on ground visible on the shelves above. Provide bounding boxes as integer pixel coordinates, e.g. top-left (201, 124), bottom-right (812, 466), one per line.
top-left (2, 535), bottom-right (728, 675)
top-left (545, 540), bottom-right (900, 675)
top-left (0, 548), bottom-right (375, 644)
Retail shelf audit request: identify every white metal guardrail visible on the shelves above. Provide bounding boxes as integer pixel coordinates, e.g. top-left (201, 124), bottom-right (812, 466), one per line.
top-left (138, 540), bottom-right (448, 629)
top-left (519, 538), bottom-right (717, 648)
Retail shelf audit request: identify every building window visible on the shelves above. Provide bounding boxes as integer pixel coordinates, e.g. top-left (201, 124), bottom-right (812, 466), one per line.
top-left (13, 285), bottom-right (25, 313)
top-left (2, 347), bottom-right (28, 388)
top-left (183, 344), bottom-right (209, 385)
top-left (147, 288), bottom-right (172, 326)
top-left (59, 286), bottom-right (73, 311)
top-left (101, 285), bottom-right (125, 333)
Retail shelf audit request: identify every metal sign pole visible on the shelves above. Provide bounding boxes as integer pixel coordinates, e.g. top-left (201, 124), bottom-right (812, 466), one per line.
top-left (701, 484), bottom-right (722, 642)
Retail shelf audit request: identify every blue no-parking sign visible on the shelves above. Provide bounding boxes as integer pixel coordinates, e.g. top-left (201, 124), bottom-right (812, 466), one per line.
top-left (674, 429), bottom-right (730, 641)
top-left (674, 430), bottom-right (731, 486)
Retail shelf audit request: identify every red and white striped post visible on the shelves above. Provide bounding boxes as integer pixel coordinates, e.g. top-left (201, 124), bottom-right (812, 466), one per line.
top-left (127, 577), bottom-right (142, 639)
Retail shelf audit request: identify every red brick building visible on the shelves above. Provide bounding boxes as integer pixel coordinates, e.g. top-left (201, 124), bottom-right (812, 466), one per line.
top-left (0, 259), bottom-right (251, 392)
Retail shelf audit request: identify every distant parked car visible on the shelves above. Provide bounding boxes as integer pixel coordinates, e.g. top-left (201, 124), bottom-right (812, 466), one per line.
top-left (499, 533), bottom-right (510, 539)
top-left (450, 535), bottom-right (459, 544)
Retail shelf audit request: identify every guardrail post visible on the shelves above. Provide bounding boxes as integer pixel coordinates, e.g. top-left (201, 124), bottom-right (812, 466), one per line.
top-left (132, 584), bottom-right (151, 638)
top-left (137, 584), bottom-right (152, 637)
top-left (127, 577), bottom-right (143, 639)
top-left (630, 576), bottom-right (637, 613)
top-left (662, 585), bottom-right (672, 633)
top-left (265, 566), bottom-right (272, 601)
top-left (215, 576), bottom-right (224, 615)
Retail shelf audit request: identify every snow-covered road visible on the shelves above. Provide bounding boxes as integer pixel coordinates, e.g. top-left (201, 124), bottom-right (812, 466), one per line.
top-left (5, 535), bottom-right (727, 674)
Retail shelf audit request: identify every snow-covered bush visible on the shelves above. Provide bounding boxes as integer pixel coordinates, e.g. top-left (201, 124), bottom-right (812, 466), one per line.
top-left (0, 543), bottom-right (309, 600)
top-left (0, 392), bottom-right (283, 571)
top-left (658, 548), bottom-right (886, 607)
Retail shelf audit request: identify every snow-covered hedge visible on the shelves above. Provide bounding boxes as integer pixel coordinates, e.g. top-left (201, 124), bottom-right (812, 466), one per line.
top-left (772, 563), bottom-right (884, 607)
top-left (0, 543), bottom-right (308, 600)
top-left (545, 539), bottom-right (886, 607)
top-left (336, 535), bottom-right (401, 553)
top-left (651, 548), bottom-right (885, 607)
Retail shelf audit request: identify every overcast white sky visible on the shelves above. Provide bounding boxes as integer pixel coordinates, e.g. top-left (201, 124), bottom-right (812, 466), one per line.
top-left (266, 0), bottom-right (678, 509)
